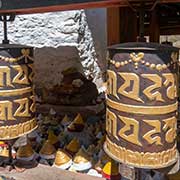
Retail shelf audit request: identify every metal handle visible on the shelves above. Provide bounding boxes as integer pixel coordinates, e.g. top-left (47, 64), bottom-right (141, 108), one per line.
top-left (0, 14), bottom-right (16, 44)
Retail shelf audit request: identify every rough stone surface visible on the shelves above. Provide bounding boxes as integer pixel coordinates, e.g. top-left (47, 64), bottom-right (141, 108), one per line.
top-left (161, 35), bottom-right (180, 49)
top-left (34, 46), bottom-right (83, 88)
top-left (0, 9), bottom-right (107, 89)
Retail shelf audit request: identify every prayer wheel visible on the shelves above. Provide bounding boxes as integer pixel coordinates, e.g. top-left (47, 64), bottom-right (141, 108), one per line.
top-left (0, 44), bottom-right (37, 140)
top-left (104, 42), bottom-right (179, 169)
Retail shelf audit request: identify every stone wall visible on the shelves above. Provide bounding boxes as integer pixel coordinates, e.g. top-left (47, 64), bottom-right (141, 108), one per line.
top-left (161, 35), bottom-right (180, 48)
top-left (0, 9), bottom-right (107, 89)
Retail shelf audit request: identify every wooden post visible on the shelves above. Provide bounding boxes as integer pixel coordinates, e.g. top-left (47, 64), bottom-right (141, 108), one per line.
top-left (107, 7), bottom-right (138, 45)
top-left (119, 7), bottom-right (138, 43)
top-left (107, 7), bottom-right (120, 46)
top-left (149, 7), bottom-right (160, 43)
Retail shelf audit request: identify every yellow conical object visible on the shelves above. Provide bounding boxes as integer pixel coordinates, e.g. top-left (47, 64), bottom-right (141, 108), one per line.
top-left (40, 140), bottom-right (56, 155)
top-left (61, 115), bottom-right (71, 126)
top-left (0, 147), bottom-right (9, 157)
top-left (73, 148), bottom-right (91, 164)
top-left (66, 138), bottom-right (80, 153)
top-left (48, 130), bottom-right (58, 145)
top-left (67, 123), bottom-right (76, 131)
top-left (73, 113), bottom-right (84, 125)
top-left (54, 149), bottom-right (71, 166)
top-left (0, 141), bottom-right (5, 145)
top-left (50, 117), bottom-right (59, 126)
top-left (43, 116), bottom-right (52, 124)
top-left (69, 166), bottom-right (77, 172)
top-left (17, 143), bottom-right (34, 158)
top-left (102, 160), bottom-right (119, 176)
top-left (168, 172), bottom-right (180, 180)
top-left (67, 113), bottom-right (84, 132)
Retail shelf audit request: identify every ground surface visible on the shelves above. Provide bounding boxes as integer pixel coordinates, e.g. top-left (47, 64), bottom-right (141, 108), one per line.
top-left (0, 164), bottom-right (104, 180)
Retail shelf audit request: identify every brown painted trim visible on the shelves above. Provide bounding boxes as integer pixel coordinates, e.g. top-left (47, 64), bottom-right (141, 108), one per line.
top-left (107, 7), bottom-right (120, 46)
top-left (0, 0), bottom-right (179, 15)
top-left (0, 1), bottom-right (127, 15)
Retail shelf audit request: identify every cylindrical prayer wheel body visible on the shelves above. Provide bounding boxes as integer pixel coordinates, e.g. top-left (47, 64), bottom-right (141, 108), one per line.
top-left (104, 42), bottom-right (179, 169)
top-left (0, 44), bottom-right (37, 140)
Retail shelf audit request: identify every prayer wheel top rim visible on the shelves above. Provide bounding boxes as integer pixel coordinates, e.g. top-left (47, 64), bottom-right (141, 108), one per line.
top-left (0, 44), bottom-right (33, 49)
top-left (108, 42), bottom-right (179, 52)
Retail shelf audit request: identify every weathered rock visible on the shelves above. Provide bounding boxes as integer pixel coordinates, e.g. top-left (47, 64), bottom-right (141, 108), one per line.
top-left (42, 69), bottom-right (98, 105)
top-left (0, 9), bottom-right (107, 90)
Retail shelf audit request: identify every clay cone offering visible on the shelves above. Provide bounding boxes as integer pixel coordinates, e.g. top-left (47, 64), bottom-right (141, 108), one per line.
top-left (43, 116), bottom-right (52, 125)
top-left (67, 113), bottom-right (84, 132)
top-left (17, 143), bottom-right (35, 161)
top-left (48, 130), bottom-right (58, 145)
top-left (61, 115), bottom-right (71, 127)
top-left (28, 130), bottom-right (41, 147)
top-left (53, 149), bottom-right (72, 170)
top-left (28, 131), bottom-right (38, 141)
top-left (39, 140), bottom-right (56, 160)
top-left (65, 138), bottom-right (80, 155)
top-left (72, 148), bottom-right (92, 171)
top-left (95, 160), bottom-right (104, 173)
top-left (102, 160), bottom-right (121, 180)
top-left (87, 169), bottom-right (102, 178)
top-left (49, 108), bottom-right (56, 116)
top-left (0, 141), bottom-right (7, 148)
top-left (0, 147), bottom-right (9, 157)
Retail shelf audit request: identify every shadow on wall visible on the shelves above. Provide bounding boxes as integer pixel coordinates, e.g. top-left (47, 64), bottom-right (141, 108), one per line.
top-left (85, 8), bottom-right (107, 81)
top-left (34, 46), bottom-right (84, 88)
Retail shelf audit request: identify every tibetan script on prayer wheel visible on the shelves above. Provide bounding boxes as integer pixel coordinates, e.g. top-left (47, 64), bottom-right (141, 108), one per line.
top-left (104, 42), bottom-right (179, 169)
top-left (0, 44), bottom-right (37, 140)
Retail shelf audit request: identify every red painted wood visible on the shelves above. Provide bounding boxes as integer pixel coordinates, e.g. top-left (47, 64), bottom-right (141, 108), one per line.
top-left (0, 0), bottom-right (126, 15)
top-left (0, 0), bottom-right (179, 15)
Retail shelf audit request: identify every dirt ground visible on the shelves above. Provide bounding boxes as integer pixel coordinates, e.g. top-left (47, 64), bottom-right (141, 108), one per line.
top-left (0, 164), bottom-right (104, 180)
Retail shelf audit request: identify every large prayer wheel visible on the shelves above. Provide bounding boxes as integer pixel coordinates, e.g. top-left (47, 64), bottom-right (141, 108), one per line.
top-left (0, 44), bottom-right (37, 140)
top-left (104, 42), bottom-right (179, 169)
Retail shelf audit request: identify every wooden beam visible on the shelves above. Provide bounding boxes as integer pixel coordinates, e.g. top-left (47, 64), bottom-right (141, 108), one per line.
top-left (145, 25), bottom-right (180, 35)
top-left (107, 7), bottom-right (138, 45)
top-left (160, 25), bottom-right (180, 35)
top-left (107, 7), bottom-right (120, 46)
top-left (160, 0), bottom-right (180, 3)
top-left (149, 7), bottom-right (160, 42)
top-left (0, 0), bottom-right (127, 15)
top-left (0, 0), bottom-right (179, 15)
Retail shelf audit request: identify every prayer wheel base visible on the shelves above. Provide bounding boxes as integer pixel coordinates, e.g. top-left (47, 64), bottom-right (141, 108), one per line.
top-left (104, 138), bottom-right (179, 169)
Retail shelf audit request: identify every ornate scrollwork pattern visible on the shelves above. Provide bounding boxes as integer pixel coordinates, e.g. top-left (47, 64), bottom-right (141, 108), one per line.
top-left (105, 47), bottom-right (179, 169)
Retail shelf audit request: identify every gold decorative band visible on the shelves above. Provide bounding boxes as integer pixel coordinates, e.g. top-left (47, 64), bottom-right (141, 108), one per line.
top-left (104, 137), bottom-right (178, 169)
top-left (108, 51), bottom-right (178, 71)
top-left (0, 87), bottom-right (32, 97)
top-left (0, 48), bottom-right (34, 63)
top-left (0, 118), bottom-right (37, 140)
top-left (107, 98), bottom-right (178, 115)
